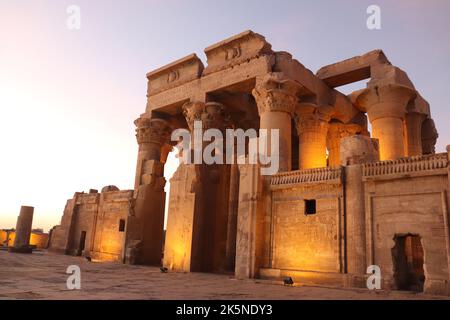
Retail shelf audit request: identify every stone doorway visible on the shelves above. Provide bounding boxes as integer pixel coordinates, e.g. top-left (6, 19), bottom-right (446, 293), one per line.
top-left (392, 234), bottom-right (425, 292)
top-left (76, 231), bottom-right (87, 256)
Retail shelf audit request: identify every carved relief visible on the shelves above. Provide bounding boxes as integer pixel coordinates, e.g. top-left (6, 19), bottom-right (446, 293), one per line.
top-left (362, 152), bottom-right (448, 177)
top-left (225, 46), bottom-right (241, 60)
top-left (182, 101), bottom-right (232, 131)
top-left (271, 167), bottom-right (342, 187)
top-left (167, 70), bottom-right (179, 83)
top-left (134, 117), bottom-right (171, 146)
top-left (252, 72), bottom-right (300, 116)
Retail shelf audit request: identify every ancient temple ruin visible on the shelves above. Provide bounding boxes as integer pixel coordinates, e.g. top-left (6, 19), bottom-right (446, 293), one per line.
top-left (48, 30), bottom-right (450, 295)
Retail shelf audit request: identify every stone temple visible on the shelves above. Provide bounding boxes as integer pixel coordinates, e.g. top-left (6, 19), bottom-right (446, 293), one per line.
top-left (46, 31), bottom-right (450, 295)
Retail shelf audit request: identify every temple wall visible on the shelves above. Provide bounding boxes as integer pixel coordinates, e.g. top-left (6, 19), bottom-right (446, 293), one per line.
top-left (48, 189), bottom-right (133, 261)
top-left (258, 168), bottom-right (345, 285)
top-left (258, 153), bottom-right (450, 295)
top-left (67, 193), bottom-right (99, 256)
top-left (90, 190), bottom-right (133, 262)
top-left (271, 185), bottom-right (342, 272)
top-left (363, 153), bottom-right (450, 295)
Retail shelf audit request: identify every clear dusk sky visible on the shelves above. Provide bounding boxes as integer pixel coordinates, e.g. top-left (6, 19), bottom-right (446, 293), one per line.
top-left (1, 0), bottom-right (449, 232)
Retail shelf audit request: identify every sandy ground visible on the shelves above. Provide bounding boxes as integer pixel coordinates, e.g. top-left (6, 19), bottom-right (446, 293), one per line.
top-left (0, 249), bottom-right (448, 300)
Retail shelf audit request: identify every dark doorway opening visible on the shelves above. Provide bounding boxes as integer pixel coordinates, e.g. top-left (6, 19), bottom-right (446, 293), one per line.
top-left (392, 234), bottom-right (425, 292)
top-left (77, 231), bottom-right (87, 256)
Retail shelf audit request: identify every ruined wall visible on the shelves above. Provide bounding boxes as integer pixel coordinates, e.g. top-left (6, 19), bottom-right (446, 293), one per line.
top-left (48, 195), bottom-right (82, 253)
top-left (363, 153), bottom-right (450, 295)
top-left (1, 230), bottom-right (49, 248)
top-left (48, 189), bottom-right (133, 261)
top-left (0, 230), bottom-right (7, 246)
top-left (90, 190), bottom-right (133, 262)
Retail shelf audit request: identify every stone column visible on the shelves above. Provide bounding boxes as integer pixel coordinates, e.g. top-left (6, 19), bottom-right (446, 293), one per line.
top-left (327, 122), bottom-right (365, 168)
top-left (134, 117), bottom-right (171, 190)
top-left (252, 73), bottom-right (300, 172)
top-left (165, 101), bottom-right (233, 272)
top-left (235, 163), bottom-right (264, 279)
top-left (340, 136), bottom-right (379, 283)
top-left (404, 112), bottom-right (427, 156)
top-left (356, 84), bottom-right (416, 160)
top-left (295, 103), bottom-right (331, 169)
top-left (129, 116), bottom-right (171, 265)
top-left (9, 206), bottom-right (34, 253)
top-left (225, 154), bottom-right (239, 272)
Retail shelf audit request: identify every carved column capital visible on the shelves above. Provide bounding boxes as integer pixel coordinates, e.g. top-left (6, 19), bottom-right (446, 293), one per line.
top-left (182, 101), bottom-right (205, 131)
top-left (294, 103), bottom-right (331, 136)
top-left (355, 84), bottom-right (417, 121)
top-left (252, 72), bottom-right (300, 116)
top-left (134, 117), bottom-right (171, 146)
top-left (182, 101), bottom-right (232, 131)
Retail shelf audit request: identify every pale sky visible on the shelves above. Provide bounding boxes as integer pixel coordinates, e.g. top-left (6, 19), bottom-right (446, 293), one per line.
top-left (1, 0), bottom-right (449, 232)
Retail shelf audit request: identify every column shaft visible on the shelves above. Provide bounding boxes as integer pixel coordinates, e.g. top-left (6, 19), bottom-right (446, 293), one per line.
top-left (405, 112), bottom-right (426, 156)
top-left (252, 73), bottom-right (300, 173)
top-left (297, 118), bottom-right (328, 169)
top-left (356, 84), bottom-right (416, 161)
top-left (371, 116), bottom-right (405, 160)
top-left (10, 206), bottom-right (34, 253)
top-left (260, 111), bottom-right (292, 172)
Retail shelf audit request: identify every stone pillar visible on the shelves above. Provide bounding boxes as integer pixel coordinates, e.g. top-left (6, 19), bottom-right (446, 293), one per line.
top-left (165, 101), bottom-right (233, 272)
top-left (163, 163), bottom-right (198, 271)
top-left (252, 73), bottom-right (300, 172)
top-left (405, 112), bottom-right (427, 156)
top-left (295, 103), bottom-right (331, 169)
top-left (235, 163), bottom-right (264, 279)
top-left (134, 117), bottom-right (171, 190)
top-left (327, 122), bottom-right (365, 168)
top-left (340, 136), bottom-right (379, 283)
top-left (225, 161), bottom-right (239, 272)
top-left (356, 84), bottom-right (416, 160)
top-left (129, 116), bottom-right (171, 265)
top-left (9, 206), bottom-right (34, 253)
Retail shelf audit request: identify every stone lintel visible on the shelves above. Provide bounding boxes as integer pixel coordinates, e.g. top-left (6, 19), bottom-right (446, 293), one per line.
top-left (147, 53), bottom-right (204, 96)
top-left (146, 54), bottom-right (274, 113)
top-left (203, 30), bottom-right (273, 75)
top-left (316, 49), bottom-right (390, 88)
top-left (274, 52), bottom-right (360, 124)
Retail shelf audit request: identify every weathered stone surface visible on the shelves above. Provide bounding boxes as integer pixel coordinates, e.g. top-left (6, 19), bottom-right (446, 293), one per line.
top-left (204, 30), bottom-right (273, 75)
top-left (147, 53), bottom-right (204, 96)
top-left (9, 206), bottom-right (34, 254)
top-left (317, 49), bottom-right (390, 88)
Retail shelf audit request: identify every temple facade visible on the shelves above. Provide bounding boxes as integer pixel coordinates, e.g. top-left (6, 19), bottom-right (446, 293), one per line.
top-left (48, 31), bottom-right (450, 295)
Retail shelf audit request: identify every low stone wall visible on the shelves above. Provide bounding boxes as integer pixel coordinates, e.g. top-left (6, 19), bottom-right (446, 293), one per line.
top-left (363, 153), bottom-right (448, 178)
top-left (270, 167), bottom-right (342, 187)
top-left (0, 230), bottom-right (49, 249)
